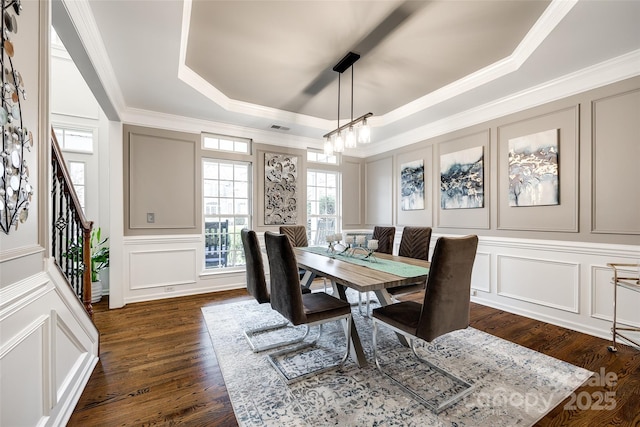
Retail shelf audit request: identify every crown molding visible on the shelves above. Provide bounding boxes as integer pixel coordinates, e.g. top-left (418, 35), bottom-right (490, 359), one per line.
top-left (359, 49), bottom-right (640, 158)
top-left (121, 108), bottom-right (323, 150)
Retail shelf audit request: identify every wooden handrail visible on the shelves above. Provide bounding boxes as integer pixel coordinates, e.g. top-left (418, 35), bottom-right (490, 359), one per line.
top-left (51, 129), bottom-right (94, 318)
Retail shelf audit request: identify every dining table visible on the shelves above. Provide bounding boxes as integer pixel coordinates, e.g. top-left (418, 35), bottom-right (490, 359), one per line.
top-left (293, 246), bottom-right (430, 367)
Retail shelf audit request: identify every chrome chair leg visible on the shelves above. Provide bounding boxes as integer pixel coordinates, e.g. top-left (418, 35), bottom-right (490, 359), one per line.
top-left (244, 323), bottom-right (310, 353)
top-left (267, 314), bottom-right (351, 384)
top-left (372, 319), bottom-right (473, 414)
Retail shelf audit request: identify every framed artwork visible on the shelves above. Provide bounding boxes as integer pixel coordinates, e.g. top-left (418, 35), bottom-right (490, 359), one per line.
top-left (508, 129), bottom-right (559, 207)
top-left (440, 146), bottom-right (484, 209)
top-left (400, 159), bottom-right (425, 211)
top-left (264, 153), bottom-right (298, 225)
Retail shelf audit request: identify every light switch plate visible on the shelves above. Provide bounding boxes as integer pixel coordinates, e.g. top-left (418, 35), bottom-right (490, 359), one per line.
top-left (147, 213), bottom-right (155, 223)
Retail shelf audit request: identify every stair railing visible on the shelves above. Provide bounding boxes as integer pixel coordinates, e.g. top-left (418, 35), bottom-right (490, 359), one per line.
top-left (50, 129), bottom-right (94, 318)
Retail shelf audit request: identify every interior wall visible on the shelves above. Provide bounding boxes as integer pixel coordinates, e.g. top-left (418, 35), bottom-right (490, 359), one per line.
top-left (1, 2), bottom-right (99, 426)
top-left (362, 76), bottom-right (640, 342)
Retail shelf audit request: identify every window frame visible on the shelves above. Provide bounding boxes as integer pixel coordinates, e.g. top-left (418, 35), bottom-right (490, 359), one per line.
top-left (306, 167), bottom-right (341, 246)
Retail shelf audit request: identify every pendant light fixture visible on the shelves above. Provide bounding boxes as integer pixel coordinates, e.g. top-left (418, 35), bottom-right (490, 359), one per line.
top-left (323, 52), bottom-right (373, 155)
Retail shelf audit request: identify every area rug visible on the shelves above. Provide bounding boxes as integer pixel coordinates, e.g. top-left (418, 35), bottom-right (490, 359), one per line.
top-left (202, 298), bottom-right (592, 426)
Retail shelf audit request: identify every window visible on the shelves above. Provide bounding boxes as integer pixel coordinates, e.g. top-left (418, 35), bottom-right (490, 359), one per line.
top-left (203, 133), bottom-right (250, 154)
top-left (307, 170), bottom-right (340, 245)
top-left (68, 161), bottom-right (86, 210)
top-left (53, 127), bottom-right (93, 153)
top-left (307, 148), bottom-right (337, 165)
top-left (203, 159), bottom-right (251, 269)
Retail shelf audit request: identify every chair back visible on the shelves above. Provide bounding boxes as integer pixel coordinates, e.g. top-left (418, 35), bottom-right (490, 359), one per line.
top-left (372, 226), bottom-right (396, 254)
top-left (417, 235), bottom-right (478, 342)
top-left (279, 225), bottom-right (308, 247)
top-left (240, 229), bottom-right (270, 304)
top-left (264, 231), bottom-right (307, 325)
top-left (398, 226), bottom-right (432, 261)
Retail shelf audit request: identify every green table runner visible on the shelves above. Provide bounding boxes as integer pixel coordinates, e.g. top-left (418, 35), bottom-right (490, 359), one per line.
top-left (300, 246), bottom-right (429, 278)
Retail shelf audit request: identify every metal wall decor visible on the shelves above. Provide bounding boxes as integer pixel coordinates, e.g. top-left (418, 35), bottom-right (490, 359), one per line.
top-left (264, 153), bottom-right (298, 225)
top-left (1, 0), bottom-right (33, 233)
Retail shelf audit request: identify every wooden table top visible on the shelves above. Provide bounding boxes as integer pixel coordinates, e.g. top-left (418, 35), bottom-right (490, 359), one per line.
top-left (293, 248), bottom-right (430, 292)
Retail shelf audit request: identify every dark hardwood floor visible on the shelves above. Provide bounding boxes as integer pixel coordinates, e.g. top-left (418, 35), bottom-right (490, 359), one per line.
top-left (68, 290), bottom-right (640, 426)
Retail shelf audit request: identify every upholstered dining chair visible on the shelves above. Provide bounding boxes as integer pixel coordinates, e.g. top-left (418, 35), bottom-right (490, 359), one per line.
top-left (372, 235), bottom-right (478, 413)
top-left (386, 226), bottom-right (432, 300)
top-left (358, 226), bottom-right (396, 315)
top-left (264, 231), bottom-right (352, 383)
top-left (240, 229), bottom-right (309, 352)
top-left (279, 225), bottom-right (308, 247)
top-left (371, 226), bottom-right (396, 255)
top-left (279, 224), bottom-right (328, 292)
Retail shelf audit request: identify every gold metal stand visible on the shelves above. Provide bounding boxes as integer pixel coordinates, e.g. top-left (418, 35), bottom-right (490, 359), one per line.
top-left (606, 263), bottom-right (640, 352)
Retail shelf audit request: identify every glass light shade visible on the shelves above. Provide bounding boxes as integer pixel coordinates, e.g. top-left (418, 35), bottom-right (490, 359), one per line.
top-left (324, 137), bottom-right (334, 156)
top-left (358, 119), bottom-right (371, 144)
top-left (334, 132), bottom-right (344, 153)
top-left (345, 126), bottom-right (356, 148)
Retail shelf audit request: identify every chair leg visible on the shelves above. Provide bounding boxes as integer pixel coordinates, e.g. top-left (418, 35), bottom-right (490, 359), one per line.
top-left (244, 323), bottom-right (310, 353)
top-left (267, 315), bottom-right (351, 384)
top-left (372, 320), bottom-right (473, 414)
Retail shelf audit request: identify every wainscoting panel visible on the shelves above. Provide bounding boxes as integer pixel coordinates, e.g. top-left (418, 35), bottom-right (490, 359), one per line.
top-left (123, 235), bottom-right (248, 304)
top-left (53, 311), bottom-right (87, 403)
top-left (0, 315), bottom-right (49, 427)
top-left (497, 255), bottom-right (579, 313)
top-left (471, 252), bottom-right (491, 293)
top-left (591, 264), bottom-right (640, 328)
top-left (129, 248), bottom-right (197, 290)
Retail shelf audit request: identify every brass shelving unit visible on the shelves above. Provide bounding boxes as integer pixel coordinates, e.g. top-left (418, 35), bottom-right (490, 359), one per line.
top-left (606, 263), bottom-right (640, 352)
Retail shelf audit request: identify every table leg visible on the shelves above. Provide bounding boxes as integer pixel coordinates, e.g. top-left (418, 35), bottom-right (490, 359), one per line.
top-left (300, 270), bottom-right (315, 289)
top-left (374, 289), bottom-right (410, 347)
top-left (332, 280), bottom-right (368, 368)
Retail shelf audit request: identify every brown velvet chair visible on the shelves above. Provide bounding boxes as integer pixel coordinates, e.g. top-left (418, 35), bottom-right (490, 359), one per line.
top-left (371, 226), bottom-right (396, 255)
top-left (264, 231), bottom-right (352, 383)
top-left (372, 235), bottom-right (478, 413)
top-left (279, 225), bottom-right (327, 291)
top-left (240, 229), bottom-right (309, 352)
top-left (358, 226), bottom-right (396, 315)
top-left (386, 226), bottom-right (432, 299)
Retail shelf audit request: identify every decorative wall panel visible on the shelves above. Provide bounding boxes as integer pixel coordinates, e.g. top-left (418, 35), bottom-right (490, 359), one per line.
top-left (264, 153), bottom-right (298, 225)
top-left (497, 254), bottom-right (579, 313)
top-left (129, 248), bottom-right (197, 290)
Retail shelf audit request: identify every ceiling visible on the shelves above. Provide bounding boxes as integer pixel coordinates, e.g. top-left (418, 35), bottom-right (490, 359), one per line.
top-left (60, 0), bottom-right (640, 155)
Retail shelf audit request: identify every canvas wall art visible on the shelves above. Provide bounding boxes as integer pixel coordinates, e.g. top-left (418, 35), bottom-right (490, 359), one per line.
top-left (508, 129), bottom-right (559, 207)
top-left (400, 159), bottom-right (425, 211)
top-left (264, 153), bottom-right (298, 224)
top-left (440, 146), bottom-right (484, 209)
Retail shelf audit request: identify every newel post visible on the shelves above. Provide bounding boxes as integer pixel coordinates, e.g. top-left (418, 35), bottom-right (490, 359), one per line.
top-left (83, 224), bottom-right (94, 318)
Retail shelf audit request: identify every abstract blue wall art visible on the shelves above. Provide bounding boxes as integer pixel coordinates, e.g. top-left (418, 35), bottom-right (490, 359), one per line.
top-left (440, 146), bottom-right (484, 209)
top-left (508, 129), bottom-right (559, 207)
top-left (400, 159), bottom-right (425, 211)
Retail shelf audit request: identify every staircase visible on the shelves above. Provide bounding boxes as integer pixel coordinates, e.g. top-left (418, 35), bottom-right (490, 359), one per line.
top-left (50, 129), bottom-right (95, 319)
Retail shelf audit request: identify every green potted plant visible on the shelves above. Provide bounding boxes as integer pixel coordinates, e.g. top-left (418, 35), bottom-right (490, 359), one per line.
top-left (89, 228), bottom-right (109, 302)
top-left (63, 227), bottom-right (109, 302)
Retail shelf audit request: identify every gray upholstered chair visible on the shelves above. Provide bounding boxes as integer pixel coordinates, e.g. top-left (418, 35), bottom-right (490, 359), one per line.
top-left (240, 229), bottom-right (309, 352)
top-left (264, 231), bottom-right (352, 383)
top-left (386, 226), bottom-right (432, 299)
top-left (372, 235), bottom-right (478, 413)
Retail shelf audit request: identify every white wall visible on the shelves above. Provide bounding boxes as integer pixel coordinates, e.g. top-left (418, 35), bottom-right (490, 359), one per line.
top-left (0, 3), bottom-right (99, 426)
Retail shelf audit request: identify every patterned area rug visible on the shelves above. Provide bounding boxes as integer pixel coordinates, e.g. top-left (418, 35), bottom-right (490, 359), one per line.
top-left (202, 298), bottom-right (592, 426)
